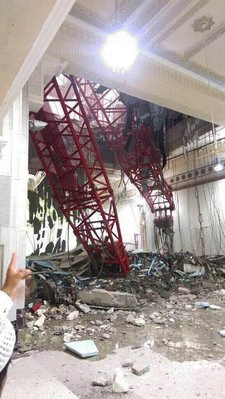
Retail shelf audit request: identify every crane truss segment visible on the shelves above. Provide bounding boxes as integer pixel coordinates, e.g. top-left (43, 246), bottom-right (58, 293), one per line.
top-left (30, 75), bottom-right (129, 274)
top-left (71, 76), bottom-right (175, 220)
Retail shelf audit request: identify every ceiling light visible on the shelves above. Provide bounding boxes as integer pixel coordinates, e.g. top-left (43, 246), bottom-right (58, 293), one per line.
top-left (101, 30), bottom-right (139, 72)
top-left (214, 159), bottom-right (223, 172)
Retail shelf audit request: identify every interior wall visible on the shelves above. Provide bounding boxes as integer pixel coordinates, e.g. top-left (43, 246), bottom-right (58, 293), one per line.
top-left (27, 180), bottom-right (77, 256)
top-left (172, 179), bottom-right (225, 256)
top-left (0, 85), bottom-right (29, 319)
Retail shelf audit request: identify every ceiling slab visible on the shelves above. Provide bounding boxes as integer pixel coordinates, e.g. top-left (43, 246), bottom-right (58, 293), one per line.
top-left (0, 0), bottom-right (75, 120)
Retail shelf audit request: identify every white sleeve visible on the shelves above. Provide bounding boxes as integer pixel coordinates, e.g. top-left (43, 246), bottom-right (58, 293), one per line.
top-left (0, 291), bottom-right (13, 316)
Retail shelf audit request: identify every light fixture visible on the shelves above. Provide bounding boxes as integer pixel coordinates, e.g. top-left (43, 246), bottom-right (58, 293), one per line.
top-left (214, 158), bottom-right (223, 172)
top-left (101, 30), bottom-right (139, 72)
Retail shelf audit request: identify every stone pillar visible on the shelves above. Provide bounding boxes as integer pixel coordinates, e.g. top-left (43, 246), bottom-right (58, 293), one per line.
top-left (0, 85), bottom-right (29, 319)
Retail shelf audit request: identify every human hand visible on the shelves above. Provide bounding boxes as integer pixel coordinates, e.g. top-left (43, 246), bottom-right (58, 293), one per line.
top-left (2, 253), bottom-right (32, 297)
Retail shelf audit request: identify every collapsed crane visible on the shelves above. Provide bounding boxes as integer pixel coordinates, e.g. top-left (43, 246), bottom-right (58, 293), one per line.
top-left (30, 73), bottom-right (175, 276)
top-left (30, 75), bottom-right (129, 274)
top-left (70, 76), bottom-right (175, 252)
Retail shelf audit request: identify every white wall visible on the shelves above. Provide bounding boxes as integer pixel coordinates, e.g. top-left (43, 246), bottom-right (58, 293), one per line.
top-left (172, 180), bottom-right (225, 256)
top-left (116, 177), bottom-right (225, 256)
top-left (0, 86), bottom-right (29, 318)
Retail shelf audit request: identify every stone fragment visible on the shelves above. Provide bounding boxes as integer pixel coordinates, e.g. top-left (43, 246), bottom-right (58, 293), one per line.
top-left (126, 313), bottom-right (135, 324)
top-left (194, 302), bottom-right (209, 308)
top-left (66, 310), bottom-right (79, 320)
top-left (143, 338), bottom-right (154, 349)
top-left (216, 289), bottom-right (225, 296)
top-left (132, 317), bottom-right (146, 327)
top-left (112, 368), bottom-right (129, 393)
top-left (53, 327), bottom-right (64, 336)
top-left (178, 286), bottom-right (190, 295)
top-left (132, 364), bottom-right (150, 376)
top-left (78, 289), bottom-right (137, 308)
top-left (92, 378), bottom-right (108, 387)
top-left (64, 333), bottom-right (73, 343)
top-left (75, 324), bottom-right (85, 331)
top-left (150, 312), bottom-right (165, 324)
top-left (122, 360), bottom-right (134, 368)
top-left (101, 333), bottom-right (110, 339)
top-left (209, 304), bottom-right (221, 310)
top-left (86, 327), bottom-right (95, 334)
top-left (219, 330), bottom-right (225, 337)
top-left (34, 314), bottom-right (46, 328)
top-left (76, 302), bottom-right (90, 313)
top-left (95, 320), bottom-right (103, 326)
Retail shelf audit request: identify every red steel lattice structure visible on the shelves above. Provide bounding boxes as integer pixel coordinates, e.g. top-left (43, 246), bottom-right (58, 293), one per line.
top-left (30, 75), bottom-right (130, 274)
top-left (71, 76), bottom-right (175, 226)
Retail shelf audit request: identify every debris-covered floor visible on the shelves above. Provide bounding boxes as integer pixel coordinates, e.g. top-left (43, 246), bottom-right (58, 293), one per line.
top-left (5, 250), bottom-right (225, 398)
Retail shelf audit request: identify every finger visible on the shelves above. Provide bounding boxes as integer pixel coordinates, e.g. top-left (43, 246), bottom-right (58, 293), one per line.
top-left (9, 252), bottom-right (17, 271)
top-left (18, 270), bottom-right (32, 280)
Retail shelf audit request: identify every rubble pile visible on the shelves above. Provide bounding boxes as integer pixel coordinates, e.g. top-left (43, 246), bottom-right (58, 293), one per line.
top-left (16, 249), bottom-right (225, 364)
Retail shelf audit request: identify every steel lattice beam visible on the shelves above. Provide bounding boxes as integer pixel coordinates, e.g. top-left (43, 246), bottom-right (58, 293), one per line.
top-left (71, 76), bottom-right (175, 223)
top-left (30, 75), bottom-right (130, 274)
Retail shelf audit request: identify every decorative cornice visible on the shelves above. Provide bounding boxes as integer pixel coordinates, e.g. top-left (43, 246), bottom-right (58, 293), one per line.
top-left (184, 21), bottom-right (225, 60)
top-left (0, 0), bottom-right (75, 122)
top-left (192, 15), bottom-right (214, 32)
top-left (154, 0), bottom-right (210, 46)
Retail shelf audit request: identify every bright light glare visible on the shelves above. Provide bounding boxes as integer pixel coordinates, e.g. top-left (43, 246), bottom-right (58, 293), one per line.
top-left (214, 161), bottom-right (223, 172)
top-left (101, 31), bottom-right (138, 72)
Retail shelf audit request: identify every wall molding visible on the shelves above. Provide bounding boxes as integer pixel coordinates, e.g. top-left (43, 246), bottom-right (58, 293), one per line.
top-left (0, 0), bottom-right (75, 122)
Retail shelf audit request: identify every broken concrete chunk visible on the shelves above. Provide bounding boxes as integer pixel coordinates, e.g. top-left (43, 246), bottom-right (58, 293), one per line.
top-left (92, 378), bottom-right (109, 387)
top-left (101, 333), bottom-right (110, 339)
top-left (64, 333), bottom-right (74, 343)
top-left (133, 317), bottom-right (146, 327)
top-left (122, 360), bottom-right (134, 368)
top-left (95, 320), bottom-right (103, 326)
top-left (53, 327), bottom-right (64, 336)
top-left (112, 368), bottom-right (129, 393)
top-left (34, 314), bottom-right (46, 328)
top-left (86, 327), bottom-right (95, 334)
top-left (178, 287), bottom-right (190, 295)
top-left (65, 340), bottom-right (99, 358)
top-left (150, 312), bottom-right (165, 324)
top-left (126, 313), bottom-right (135, 324)
top-left (78, 289), bottom-right (137, 308)
top-left (132, 364), bottom-right (150, 376)
top-left (76, 302), bottom-right (90, 314)
top-left (194, 302), bottom-right (209, 309)
top-left (209, 304), bottom-right (221, 310)
top-left (66, 310), bottom-right (79, 321)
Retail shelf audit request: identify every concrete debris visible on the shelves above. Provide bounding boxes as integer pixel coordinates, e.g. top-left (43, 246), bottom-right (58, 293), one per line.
top-left (150, 312), bottom-right (166, 324)
top-left (209, 304), bottom-right (221, 310)
top-left (95, 320), bottom-right (103, 326)
top-left (178, 286), bottom-right (191, 295)
top-left (86, 327), bottom-right (95, 334)
top-left (75, 302), bottom-right (90, 314)
top-left (101, 333), bottom-right (111, 339)
top-left (92, 378), bottom-right (109, 387)
top-left (53, 327), bottom-right (64, 336)
top-left (122, 360), bottom-right (134, 368)
top-left (78, 288), bottom-right (137, 309)
top-left (132, 317), bottom-right (146, 327)
top-left (143, 338), bottom-right (155, 349)
top-left (64, 340), bottom-right (99, 358)
top-left (132, 364), bottom-right (150, 376)
top-left (64, 333), bottom-right (74, 343)
top-left (194, 302), bottom-right (209, 308)
top-left (112, 368), bottom-right (129, 393)
top-left (66, 310), bottom-right (79, 321)
top-left (34, 314), bottom-right (46, 329)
